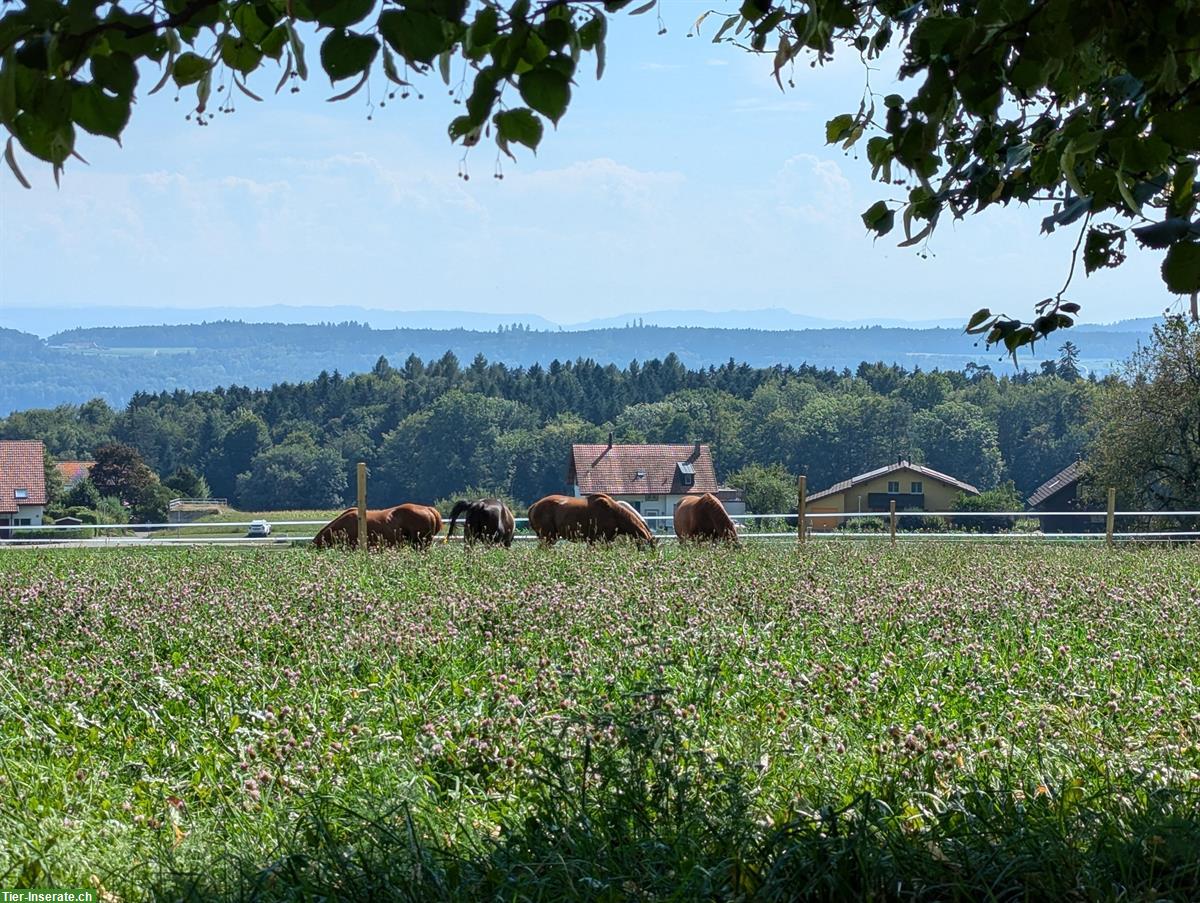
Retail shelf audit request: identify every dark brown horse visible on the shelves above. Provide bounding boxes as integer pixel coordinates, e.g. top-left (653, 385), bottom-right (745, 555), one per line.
top-left (447, 498), bottom-right (516, 547)
top-left (312, 504), bottom-right (443, 549)
top-left (527, 493), bottom-right (656, 548)
top-left (673, 493), bottom-right (738, 543)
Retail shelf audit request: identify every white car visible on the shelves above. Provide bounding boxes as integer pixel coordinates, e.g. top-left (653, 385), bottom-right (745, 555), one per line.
top-left (247, 519), bottom-right (272, 538)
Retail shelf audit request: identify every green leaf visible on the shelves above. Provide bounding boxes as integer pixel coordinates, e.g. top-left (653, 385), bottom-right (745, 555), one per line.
top-left (307, 0), bottom-right (375, 29)
top-left (738, 0), bottom-right (765, 22)
top-left (260, 26), bottom-right (288, 61)
top-left (965, 309), bottom-right (991, 333)
top-left (1152, 108), bottom-right (1200, 151)
top-left (1162, 241), bottom-right (1200, 294)
top-left (1132, 218), bottom-right (1193, 249)
top-left (13, 110), bottom-right (74, 164)
top-left (172, 52), bottom-right (212, 87)
top-left (861, 200), bottom-right (894, 235)
top-left (712, 15), bottom-right (738, 43)
top-left (518, 66), bottom-right (570, 124)
top-left (465, 67), bottom-right (499, 125)
top-left (378, 9), bottom-right (447, 65)
top-left (579, 13), bottom-right (606, 50)
top-left (825, 113), bottom-right (854, 144)
top-left (71, 82), bottom-right (130, 139)
top-left (0, 51), bottom-right (17, 127)
top-left (447, 114), bottom-right (478, 143)
top-left (320, 30), bottom-right (379, 82)
top-left (494, 107), bottom-right (543, 151)
top-left (92, 52), bottom-right (137, 95)
top-left (467, 6), bottom-right (499, 54)
top-left (232, 4), bottom-right (272, 44)
top-left (220, 35), bottom-right (263, 74)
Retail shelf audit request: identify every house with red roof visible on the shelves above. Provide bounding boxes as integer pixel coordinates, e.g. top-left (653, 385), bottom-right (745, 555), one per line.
top-left (55, 460), bottom-right (94, 486)
top-left (568, 437), bottom-right (745, 523)
top-left (0, 440), bottom-right (48, 536)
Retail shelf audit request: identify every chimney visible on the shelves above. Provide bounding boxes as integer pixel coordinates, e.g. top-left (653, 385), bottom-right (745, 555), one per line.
top-left (608, 431), bottom-right (614, 448)
top-left (897, 454), bottom-right (904, 466)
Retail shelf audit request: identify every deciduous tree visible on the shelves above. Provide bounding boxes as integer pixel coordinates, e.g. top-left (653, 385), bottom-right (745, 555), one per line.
top-left (1089, 317), bottom-right (1200, 510)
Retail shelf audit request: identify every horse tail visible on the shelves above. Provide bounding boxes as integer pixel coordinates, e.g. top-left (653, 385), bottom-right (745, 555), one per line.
top-left (447, 500), bottom-right (469, 538)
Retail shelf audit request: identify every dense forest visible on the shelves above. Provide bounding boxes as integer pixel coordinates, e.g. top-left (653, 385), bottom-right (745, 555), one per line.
top-left (1, 348), bottom-right (1104, 512)
top-left (0, 319), bottom-right (1150, 415)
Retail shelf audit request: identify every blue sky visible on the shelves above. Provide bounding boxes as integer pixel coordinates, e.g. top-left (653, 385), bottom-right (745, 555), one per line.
top-left (0, 3), bottom-right (1181, 326)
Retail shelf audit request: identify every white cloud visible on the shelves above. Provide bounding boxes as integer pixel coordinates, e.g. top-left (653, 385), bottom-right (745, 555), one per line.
top-left (773, 154), bottom-right (854, 224)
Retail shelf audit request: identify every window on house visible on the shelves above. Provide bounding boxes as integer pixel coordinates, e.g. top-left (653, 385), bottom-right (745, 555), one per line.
top-left (634, 469), bottom-right (647, 480)
top-left (911, 481), bottom-right (923, 494)
top-left (14, 488), bottom-right (28, 499)
top-left (887, 481), bottom-right (900, 493)
top-left (16, 518), bottom-right (30, 526)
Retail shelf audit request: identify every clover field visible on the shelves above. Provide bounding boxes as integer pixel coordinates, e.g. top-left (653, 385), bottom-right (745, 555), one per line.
top-left (1, 543), bottom-right (1199, 901)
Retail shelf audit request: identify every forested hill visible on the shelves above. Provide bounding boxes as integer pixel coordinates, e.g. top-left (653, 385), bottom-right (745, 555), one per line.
top-left (1, 319), bottom-right (1150, 414)
top-left (3, 350), bottom-right (1103, 513)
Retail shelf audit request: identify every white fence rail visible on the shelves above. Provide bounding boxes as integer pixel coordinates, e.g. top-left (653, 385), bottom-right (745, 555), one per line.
top-left (3, 509), bottom-right (1199, 548)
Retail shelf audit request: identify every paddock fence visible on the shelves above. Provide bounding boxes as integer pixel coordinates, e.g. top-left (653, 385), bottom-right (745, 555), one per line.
top-left (2, 508), bottom-right (1198, 548)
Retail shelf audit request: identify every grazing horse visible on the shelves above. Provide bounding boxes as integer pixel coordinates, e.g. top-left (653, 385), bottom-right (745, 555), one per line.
top-left (312, 504), bottom-right (443, 549)
top-left (447, 498), bottom-right (516, 547)
top-left (527, 493), bottom-right (656, 548)
top-left (616, 499), bottom-right (648, 525)
top-left (673, 493), bottom-right (738, 544)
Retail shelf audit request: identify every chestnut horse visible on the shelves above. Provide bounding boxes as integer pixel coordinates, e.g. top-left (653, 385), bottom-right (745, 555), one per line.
top-left (527, 493), bottom-right (656, 548)
top-left (673, 493), bottom-right (738, 543)
top-left (447, 498), bottom-right (516, 547)
top-left (312, 504), bottom-right (443, 549)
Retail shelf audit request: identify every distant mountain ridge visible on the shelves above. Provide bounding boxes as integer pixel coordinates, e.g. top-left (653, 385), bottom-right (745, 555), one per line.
top-left (0, 318), bottom-right (1155, 416)
top-left (1, 303), bottom-right (1163, 338)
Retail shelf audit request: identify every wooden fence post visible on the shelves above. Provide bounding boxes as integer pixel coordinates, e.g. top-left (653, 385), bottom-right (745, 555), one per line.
top-left (797, 475), bottom-right (807, 545)
top-left (357, 462), bottom-right (368, 551)
top-left (1105, 487), bottom-right (1116, 548)
top-left (889, 499), bottom-right (897, 546)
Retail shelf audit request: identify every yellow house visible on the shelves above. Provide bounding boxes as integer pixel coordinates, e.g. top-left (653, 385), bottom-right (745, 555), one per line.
top-left (806, 459), bottom-right (979, 530)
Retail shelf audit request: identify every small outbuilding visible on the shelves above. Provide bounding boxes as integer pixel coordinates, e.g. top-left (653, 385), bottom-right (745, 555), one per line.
top-left (1026, 460), bottom-right (1097, 533)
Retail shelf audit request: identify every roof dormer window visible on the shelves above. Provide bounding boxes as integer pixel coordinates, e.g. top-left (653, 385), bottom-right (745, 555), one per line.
top-left (676, 462), bottom-right (696, 487)
top-left (634, 470), bottom-right (647, 480)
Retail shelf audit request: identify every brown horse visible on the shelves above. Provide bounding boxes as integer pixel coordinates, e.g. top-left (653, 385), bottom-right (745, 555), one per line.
top-left (527, 493), bottom-right (656, 548)
top-left (447, 498), bottom-right (516, 547)
top-left (312, 504), bottom-right (443, 549)
top-left (673, 493), bottom-right (738, 543)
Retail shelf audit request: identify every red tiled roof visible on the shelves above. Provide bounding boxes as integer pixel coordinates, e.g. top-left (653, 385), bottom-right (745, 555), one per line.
top-left (0, 440), bottom-right (47, 513)
top-left (55, 460), bottom-right (94, 485)
top-left (808, 459), bottom-right (979, 503)
top-left (570, 443), bottom-right (719, 496)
